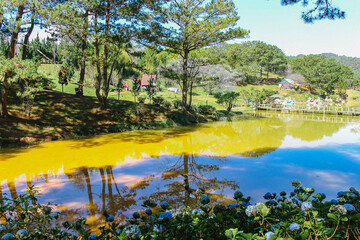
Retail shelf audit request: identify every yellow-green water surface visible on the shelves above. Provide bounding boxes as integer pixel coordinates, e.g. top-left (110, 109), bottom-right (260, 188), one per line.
top-left (0, 113), bottom-right (360, 225)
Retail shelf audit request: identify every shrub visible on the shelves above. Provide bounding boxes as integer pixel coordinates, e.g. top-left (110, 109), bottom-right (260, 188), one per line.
top-left (137, 96), bottom-right (146, 104)
top-left (173, 100), bottom-right (182, 109)
top-left (2, 182), bottom-right (360, 239)
top-left (198, 105), bottom-right (216, 115)
top-left (163, 101), bottom-right (172, 108)
top-left (153, 96), bottom-right (165, 106)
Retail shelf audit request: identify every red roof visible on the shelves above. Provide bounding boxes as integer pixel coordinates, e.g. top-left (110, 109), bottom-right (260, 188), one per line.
top-left (141, 74), bottom-right (157, 86)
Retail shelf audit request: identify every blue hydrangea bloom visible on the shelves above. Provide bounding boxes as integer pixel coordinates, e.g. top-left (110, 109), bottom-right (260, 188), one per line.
top-left (145, 208), bottom-right (152, 216)
top-left (348, 193), bottom-right (357, 199)
top-left (153, 224), bottom-right (166, 232)
top-left (234, 203), bottom-right (240, 208)
top-left (132, 212), bottom-right (140, 219)
top-left (201, 196), bottom-right (210, 205)
top-left (227, 204), bottom-right (234, 208)
top-left (123, 225), bottom-right (141, 239)
top-left (88, 234), bottom-right (97, 240)
top-left (343, 204), bottom-right (356, 212)
top-left (301, 202), bottom-right (313, 212)
top-left (331, 199), bottom-right (338, 204)
top-left (192, 209), bottom-right (199, 214)
top-left (106, 215), bottom-right (115, 222)
top-left (264, 192), bottom-right (272, 199)
top-left (115, 229), bottom-right (121, 235)
top-left (268, 200), bottom-right (276, 204)
top-left (160, 201), bottom-right (169, 210)
top-left (265, 231), bottom-right (275, 240)
top-left (290, 223), bottom-right (300, 231)
top-left (159, 212), bottom-right (172, 220)
top-left (0, 226), bottom-right (5, 232)
top-left (16, 229), bottom-right (28, 238)
top-left (270, 224), bottom-right (280, 231)
top-left (1, 233), bottom-right (14, 240)
top-left (337, 191), bottom-right (345, 197)
top-left (147, 216), bottom-right (154, 221)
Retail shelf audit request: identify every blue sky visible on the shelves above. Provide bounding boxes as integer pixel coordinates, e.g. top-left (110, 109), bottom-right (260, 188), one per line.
top-left (234, 0), bottom-right (360, 57)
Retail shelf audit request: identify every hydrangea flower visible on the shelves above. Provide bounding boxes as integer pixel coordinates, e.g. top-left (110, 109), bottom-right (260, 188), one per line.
top-left (0, 226), bottom-right (5, 232)
top-left (264, 192), bottom-right (272, 199)
top-left (147, 216), bottom-right (154, 221)
top-left (270, 224), bottom-right (280, 231)
top-left (268, 200), bottom-right (276, 205)
top-left (106, 215), bottom-right (115, 222)
top-left (159, 212), bottom-right (172, 220)
top-left (337, 191), bottom-right (346, 197)
top-left (265, 231), bottom-right (275, 240)
top-left (115, 229), bottom-right (121, 235)
top-left (254, 203), bottom-right (266, 213)
top-left (343, 204), bottom-right (355, 212)
top-left (1, 233), bottom-right (14, 240)
top-left (245, 205), bottom-right (255, 217)
top-left (348, 193), bottom-right (357, 199)
top-left (234, 190), bottom-right (243, 200)
top-left (301, 202), bottom-right (313, 212)
top-left (213, 204), bottom-right (226, 215)
top-left (145, 208), bottom-right (152, 216)
top-left (192, 209), bottom-right (199, 214)
top-left (289, 223), bottom-right (300, 231)
top-left (201, 196), bottom-right (210, 205)
top-left (227, 204), bottom-right (234, 208)
top-left (123, 225), bottom-right (141, 239)
top-left (234, 203), bottom-right (240, 208)
top-left (153, 224), bottom-right (166, 233)
top-left (132, 212), bottom-right (140, 219)
top-left (160, 201), bottom-right (169, 210)
top-left (16, 230), bottom-right (28, 238)
top-left (331, 199), bottom-right (338, 204)
top-left (329, 205), bottom-right (347, 215)
top-left (88, 234), bottom-right (97, 240)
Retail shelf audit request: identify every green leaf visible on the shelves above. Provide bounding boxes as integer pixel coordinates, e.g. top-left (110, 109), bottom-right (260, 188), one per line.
top-left (327, 213), bottom-right (338, 221)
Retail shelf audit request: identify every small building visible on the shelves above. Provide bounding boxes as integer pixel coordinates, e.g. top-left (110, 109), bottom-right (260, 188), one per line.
top-left (141, 74), bottom-right (157, 86)
top-left (279, 79), bottom-right (295, 90)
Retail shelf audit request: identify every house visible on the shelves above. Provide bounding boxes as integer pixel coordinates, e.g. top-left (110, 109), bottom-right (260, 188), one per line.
top-left (279, 79), bottom-right (295, 90)
top-left (141, 74), bottom-right (157, 86)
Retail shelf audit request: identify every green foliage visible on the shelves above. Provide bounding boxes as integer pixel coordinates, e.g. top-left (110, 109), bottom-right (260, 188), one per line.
top-left (290, 55), bottom-right (354, 96)
top-left (145, 77), bottom-right (157, 104)
top-left (153, 96), bottom-right (165, 106)
top-left (163, 101), bottom-right (171, 108)
top-left (137, 96), bottom-right (146, 104)
top-left (198, 105), bottom-right (216, 115)
top-left (214, 92), bottom-right (240, 112)
top-left (173, 99), bottom-right (182, 109)
top-left (3, 182), bottom-right (360, 239)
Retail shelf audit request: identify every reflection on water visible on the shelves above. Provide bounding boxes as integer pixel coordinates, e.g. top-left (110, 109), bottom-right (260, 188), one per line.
top-left (0, 113), bottom-right (360, 225)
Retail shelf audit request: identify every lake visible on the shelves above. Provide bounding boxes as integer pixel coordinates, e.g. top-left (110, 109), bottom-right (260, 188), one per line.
top-left (0, 112), bottom-right (359, 225)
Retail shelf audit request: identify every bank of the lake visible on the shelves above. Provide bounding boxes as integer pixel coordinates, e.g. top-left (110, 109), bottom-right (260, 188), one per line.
top-left (0, 90), bottom-right (234, 148)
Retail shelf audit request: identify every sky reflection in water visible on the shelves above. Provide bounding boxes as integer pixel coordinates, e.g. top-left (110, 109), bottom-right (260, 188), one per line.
top-left (0, 113), bottom-right (359, 224)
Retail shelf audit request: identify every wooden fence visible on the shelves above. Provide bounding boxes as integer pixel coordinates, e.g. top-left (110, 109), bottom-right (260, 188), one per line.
top-left (257, 104), bottom-right (360, 116)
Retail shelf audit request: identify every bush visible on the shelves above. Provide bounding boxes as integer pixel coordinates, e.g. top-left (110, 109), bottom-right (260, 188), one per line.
top-left (137, 96), bottom-right (146, 104)
top-left (198, 105), bottom-right (216, 115)
top-left (163, 101), bottom-right (172, 108)
top-left (173, 100), bottom-right (182, 109)
top-left (2, 182), bottom-right (360, 239)
top-left (153, 96), bottom-right (165, 106)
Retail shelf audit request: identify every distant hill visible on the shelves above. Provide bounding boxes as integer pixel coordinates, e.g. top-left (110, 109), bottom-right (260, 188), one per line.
top-left (289, 53), bottom-right (360, 79)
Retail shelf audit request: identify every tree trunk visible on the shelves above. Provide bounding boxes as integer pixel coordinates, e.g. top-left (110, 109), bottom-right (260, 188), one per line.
top-left (77, 10), bottom-right (88, 97)
top-left (77, 40), bottom-right (86, 97)
top-left (258, 66), bottom-right (263, 84)
top-left (93, 9), bottom-right (105, 110)
top-left (22, 11), bottom-right (35, 60)
top-left (83, 168), bottom-right (95, 216)
top-left (266, 70), bottom-right (269, 82)
top-left (100, 168), bottom-right (106, 212)
top-left (188, 81), bottom-right (193, 109)
top-left (182, 51), bottom-right (189, 110)
top-left (1, 5), bottom-right (24, 118)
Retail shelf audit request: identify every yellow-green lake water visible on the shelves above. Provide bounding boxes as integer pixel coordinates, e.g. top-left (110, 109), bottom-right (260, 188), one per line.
top-left (1, 112), bottom-right (359, 225)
